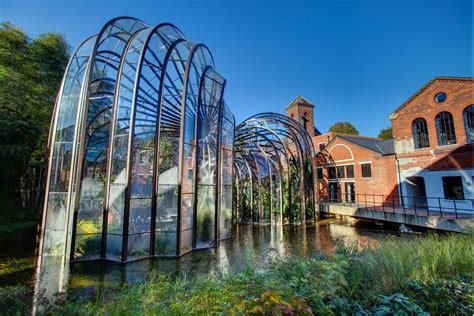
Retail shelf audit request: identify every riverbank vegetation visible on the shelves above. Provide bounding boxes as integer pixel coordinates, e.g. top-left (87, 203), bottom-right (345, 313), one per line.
top-left (48, 233), bottom-right (472, 315)
top-left (0, 22), bottom-right (69, 235)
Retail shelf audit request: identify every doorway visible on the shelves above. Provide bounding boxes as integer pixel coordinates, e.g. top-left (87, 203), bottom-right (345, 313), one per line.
top-left (345, 182), bottom-right (356, 203)
top-left (406, 176), bottom-right (427, 208)
top-left (328, 182), bottom-right (340, 202)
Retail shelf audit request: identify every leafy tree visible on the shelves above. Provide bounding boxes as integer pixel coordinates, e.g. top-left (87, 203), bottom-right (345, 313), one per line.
top-left (328, 122), bottom-right (359, 135)
top-left (378, 127), bottom-right (393, 140)
top-left (0, 22), bottom-right (69, 226)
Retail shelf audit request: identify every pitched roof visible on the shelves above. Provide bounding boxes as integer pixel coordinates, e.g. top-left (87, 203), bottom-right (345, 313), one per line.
top-left (314, 126), bottom-right (322, 136)
top-left (285, 95), bottom-right (315, 110)
top-left (337, 135), bottom-right (395, 155)
top-left (388, 76), bottom-right (474, 119)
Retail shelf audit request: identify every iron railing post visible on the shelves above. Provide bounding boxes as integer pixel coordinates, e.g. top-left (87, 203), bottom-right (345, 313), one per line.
top-left (438, 197), bottom-right (442, 218)
top-left (426, 198), bottom-right (430, 217)
top-left (454, 199), bottom-right (458, 219)
top-left (413, 197), bottom-right (417, 215)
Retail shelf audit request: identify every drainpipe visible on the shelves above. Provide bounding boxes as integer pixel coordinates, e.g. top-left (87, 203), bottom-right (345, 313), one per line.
top-left (395, 153), bottom-right (404, 205)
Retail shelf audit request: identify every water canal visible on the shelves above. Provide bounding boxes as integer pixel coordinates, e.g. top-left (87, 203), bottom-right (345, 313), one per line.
top-left (0, 218), bottom-right (403, 312)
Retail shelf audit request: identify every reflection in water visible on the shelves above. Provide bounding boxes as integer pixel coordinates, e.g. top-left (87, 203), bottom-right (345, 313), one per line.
top-left (67, 219), bottom-right (392, 293)
top-left (0, 219), bottom-right (396, 311)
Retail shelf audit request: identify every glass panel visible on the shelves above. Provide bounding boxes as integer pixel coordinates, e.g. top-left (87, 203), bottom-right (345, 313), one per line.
top-left (128, 233), bottom-right (150, 260)
top-left (180, 193), bottom-right (194, 253)
top-left (196, 185), bottom-right (216, 248)
top-left (42, 36), bottom-right (95, 257)
top-left (75, 20), bottom-right (148, 260)
top-left (129, 198), bottom-right (151, 235)
top-left (220, 185), bottom-right (232, 239)
top-left (181, 143), bottom-right (196, 194)
top-left (74, 233), bottom-right (101, 259)
top-left (106, 234), bottom-right (123, 262)
top-left (155, 232), bottom-right (177, 255)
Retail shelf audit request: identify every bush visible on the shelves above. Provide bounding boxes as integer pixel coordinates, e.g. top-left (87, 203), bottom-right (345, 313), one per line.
top-left (45, 233), bottom-right (473, 315)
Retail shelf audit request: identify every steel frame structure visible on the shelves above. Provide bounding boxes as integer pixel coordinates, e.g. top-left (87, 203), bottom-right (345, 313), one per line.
top-left (234, 113), bottom-right (316, 225)
top-left (38, 17), bottom-right (235, 266)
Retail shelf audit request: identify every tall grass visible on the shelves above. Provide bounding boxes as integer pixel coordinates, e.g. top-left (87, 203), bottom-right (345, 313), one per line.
top-left (359, 233), bottom-right (472, 289)
top-left (45, 233), bottom-right (473, 315)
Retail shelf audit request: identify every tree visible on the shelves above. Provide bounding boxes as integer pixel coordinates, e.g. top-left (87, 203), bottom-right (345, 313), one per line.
top-left (378, 127), bottom-right (393, 140)
top-left (0, 22), bottom-right (69, 225)
top-left (328, 122), bottom-right (359, 135)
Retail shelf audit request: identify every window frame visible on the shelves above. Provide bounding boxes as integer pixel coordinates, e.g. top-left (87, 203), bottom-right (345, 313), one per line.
top-left (317, 167), bottom-right (323, 180)
top-left (434, 92), bottom-right (447, 103)
top-left (463, 104), bottom-right (474, 143)
top-left (412, 117), bottom-right (430, 149)
top-left (442, 176), bottom-right (464, 200)
top-left (345, 165), bottom-right (354, 178)
top-left (435, 111), bottom-right (457, 146)
top-left (360, 162), bottom-right (372, 178)
top-left (337, 166), bottom-right (345, 179)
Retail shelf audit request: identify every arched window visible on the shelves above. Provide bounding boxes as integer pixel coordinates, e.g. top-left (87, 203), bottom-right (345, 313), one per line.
top-left (463, 105), bottom-right (474, 143)
top-left (412, 118), bottom-right (429, 149)
top-left (435, 111), bottom-right (456, 146)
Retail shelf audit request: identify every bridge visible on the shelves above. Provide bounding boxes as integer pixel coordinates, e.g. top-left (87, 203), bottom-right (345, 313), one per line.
top-left (319, 193), bottom-right (474, 233)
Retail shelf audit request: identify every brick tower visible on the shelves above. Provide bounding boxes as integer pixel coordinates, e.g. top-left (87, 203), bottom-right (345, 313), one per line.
top-left (285, 96), bottom-right (317, 136)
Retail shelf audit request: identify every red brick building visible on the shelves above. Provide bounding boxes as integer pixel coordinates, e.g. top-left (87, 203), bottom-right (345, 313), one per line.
top-left (286, 97), bottom-right (399, 205)
top-left (313, 134), bottom-right (398, 204)
top-left (285, 76), bottom-right (473, 212)
top-left (389, 77), bottom-right (474, 211)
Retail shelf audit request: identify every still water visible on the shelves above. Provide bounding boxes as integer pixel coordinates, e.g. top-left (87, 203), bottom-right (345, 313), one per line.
top-left (0, 218), bottom-right (400, 311)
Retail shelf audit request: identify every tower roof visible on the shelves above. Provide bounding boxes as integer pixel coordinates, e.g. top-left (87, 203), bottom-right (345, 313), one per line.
top-left (285, 95), bottom-right (315, 110)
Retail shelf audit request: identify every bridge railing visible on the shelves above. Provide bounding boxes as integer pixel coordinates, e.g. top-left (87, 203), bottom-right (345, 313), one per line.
top-left (319, 193), bottom-right (474, 219)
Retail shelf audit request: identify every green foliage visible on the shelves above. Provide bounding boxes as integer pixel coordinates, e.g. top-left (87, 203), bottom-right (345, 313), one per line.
top-left (378, 127), bottom-right (393, 140)
top-left (373, 293), bottom-right (425, 315)
top-left (328, 121), bottom-right (359, 135)
top-left (406, 277), bottom-right (474, 315)
top-left (0, 21), bottom-right (69, 227)
top-left (74, 219), bottom-right (102, 256)
top-left (42, 233), bottom-right (473, 315)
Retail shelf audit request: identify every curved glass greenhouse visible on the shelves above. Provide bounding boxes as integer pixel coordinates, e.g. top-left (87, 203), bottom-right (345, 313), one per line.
top-left (38, 17), bottom-right (315, 269)
top-left (234, 113), bottom-right (315, 225)
top-left (38, 17), bottom-right (235, 263)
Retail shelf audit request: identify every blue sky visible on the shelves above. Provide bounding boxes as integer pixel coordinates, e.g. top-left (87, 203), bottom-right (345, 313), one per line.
top-left (2, 0), bottom-right (472, 136)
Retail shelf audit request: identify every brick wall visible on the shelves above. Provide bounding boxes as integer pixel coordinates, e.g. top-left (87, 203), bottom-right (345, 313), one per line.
top-left (390, 78), bottom-right (474, 173)
top-left (315, 137), bottom-right (398, 203)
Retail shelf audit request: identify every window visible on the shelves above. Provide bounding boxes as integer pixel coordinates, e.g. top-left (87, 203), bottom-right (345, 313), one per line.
top-left (442, 176), bottom-right (464, 200)
top-left (463, 105), bottom-right (474, 143)
top-left (412, 118), bottom-right (430, 149)
top-left (319, 143), bottom-right (326, 151)
top-left (337, 166), bottom-right (345, 178)
top-left (434, 92), bottom-right (447, 103)
top-left (361, 163), bottom-right (372, 178)
top-left (436, 111), bottom-right (456, 146)
top-left (346, 165), bottom-right (354, 178)
top-left (328, 166), bottom-right (336, 179)
top-left (317, 168), bottom-right (323, 180)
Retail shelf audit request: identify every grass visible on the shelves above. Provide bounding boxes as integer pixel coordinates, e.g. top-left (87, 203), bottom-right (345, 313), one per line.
top-left (44, 233), bottom-right (473, 315)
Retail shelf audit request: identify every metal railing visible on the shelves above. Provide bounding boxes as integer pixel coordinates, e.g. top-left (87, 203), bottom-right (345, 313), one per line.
top-left (319, 193), bottom-right (474, 219)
